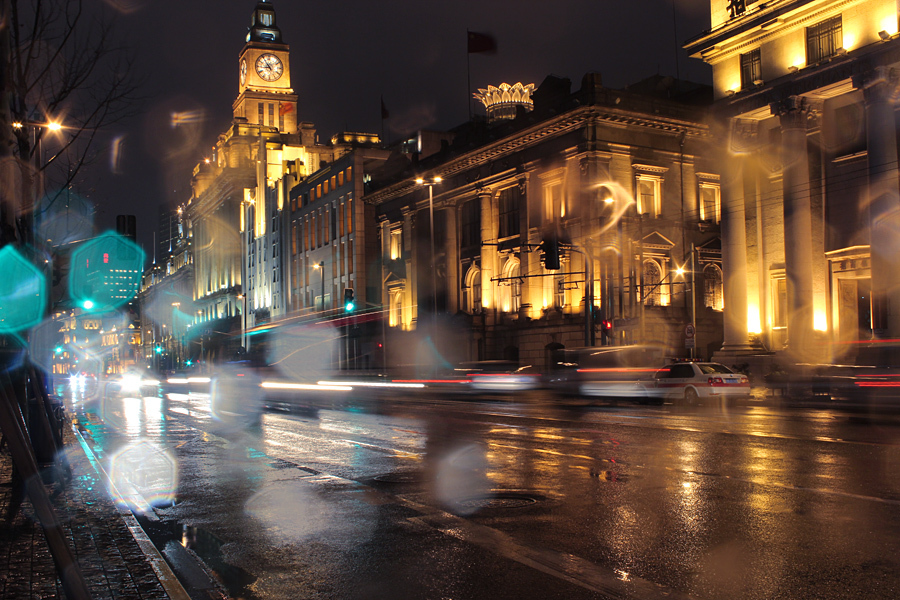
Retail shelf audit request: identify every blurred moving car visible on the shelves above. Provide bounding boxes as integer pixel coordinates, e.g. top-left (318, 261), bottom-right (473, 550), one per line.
top-left (644, 361), bottom-right (750, 403)
top-left (209, 362), bottom-right (264, 427)
top-left (459, 361), bottom-right (542, 393)
top-left (549, 346), bottom-right (663, 401)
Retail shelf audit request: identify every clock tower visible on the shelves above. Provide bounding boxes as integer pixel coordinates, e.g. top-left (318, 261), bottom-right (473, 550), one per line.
top-left (233, 1), bottom-right (298, 133)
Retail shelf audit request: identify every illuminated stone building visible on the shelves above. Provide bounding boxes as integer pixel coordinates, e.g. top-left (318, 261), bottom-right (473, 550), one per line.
top-left (367, 74), bottom-right (724, 368)
top-left (185, 0), bottom-right (333, 357)
top-left (686, 0), bottom-right (900, 364)
top-left (286, 133), bottom-right (387, 315)
top-left (138, 205), bottom-right (193, 369)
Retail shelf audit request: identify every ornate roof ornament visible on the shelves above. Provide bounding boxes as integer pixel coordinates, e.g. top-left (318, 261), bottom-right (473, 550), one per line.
top-left (473, 82), bottom-right (536, 123)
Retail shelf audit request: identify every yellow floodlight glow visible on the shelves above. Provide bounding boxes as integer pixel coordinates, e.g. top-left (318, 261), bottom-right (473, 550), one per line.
top-left (881, 15), bottom-right (898, 36)
top-left (47, 122), bottom-right (62, 131)
top-left (748, 306), bottom-right (762, 335)
top-left (814, 311), bottom-right (828, 332)
top-left (415, 178), bottom-right (424, 184)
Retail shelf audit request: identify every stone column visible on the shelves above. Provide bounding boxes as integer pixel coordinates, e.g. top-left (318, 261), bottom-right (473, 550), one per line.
top-left (479, 190), bottom-right (498, 325)
top-left (773, 96), bottom-right (816, 357)
top-left (854, 67), bottom-right (900, 338)
top-left (717, 134), bottom-right (753, 353)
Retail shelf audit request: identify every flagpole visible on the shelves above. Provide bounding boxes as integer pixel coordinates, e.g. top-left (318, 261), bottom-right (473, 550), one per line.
top-left (466, 30), bottom-right (472, 120)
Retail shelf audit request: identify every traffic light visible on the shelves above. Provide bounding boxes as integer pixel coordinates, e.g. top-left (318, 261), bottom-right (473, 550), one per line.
top-left (343, 288), bottom-right (355, 312)
top-left (601, 319), bottom-right (613, 345)
top-left (540, 236), bottom-right (560, 271)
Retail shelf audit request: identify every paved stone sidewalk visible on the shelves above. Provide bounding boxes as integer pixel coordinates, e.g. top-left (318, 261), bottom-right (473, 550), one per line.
top-left (0, 421), bottom-right (176, 599)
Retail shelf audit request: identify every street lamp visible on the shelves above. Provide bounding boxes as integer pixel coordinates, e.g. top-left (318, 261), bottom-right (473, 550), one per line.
top-left (171, 302), bottom-right (181, 367)
top-left (415, 176), bottom-right (442, 320)
top-left (236, 294), bottom-right (247, 350)
top-left (313, 261), bottom-right (325, 311)
top-left (11, 118), bottom-right (64, 244)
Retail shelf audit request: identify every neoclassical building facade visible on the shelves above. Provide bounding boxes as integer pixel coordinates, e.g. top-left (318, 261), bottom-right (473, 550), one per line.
top-left (366, 74), bottom-right (725, 369)
top-left (686, 0), bottom-right (900, 364)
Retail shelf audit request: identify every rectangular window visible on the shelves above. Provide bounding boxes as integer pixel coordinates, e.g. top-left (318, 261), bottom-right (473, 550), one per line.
top-left (268, 103), bottom-right (275, 127)
top-left (740, 49), bottom-right (761, 89)
top-left (324, 179), bottom-right (330, 195)
top-left (543, 182), bottom-right (562, 224)
top-left (339, 203), bottom-right (345, 237)
top-left (807, 16), bottom-right (842, 64)
top-left (498, 186), bottom-right (522, 239)
top-left (331, 175), bottom-right (337, 190)
top-left (346, 166), bottom-right (352, 180)
top-left (390, 229), bottom-right (402, 260)
top-left (347, 195), bottom-right (353, 234)
top-left (258, 103), bottom-right (264, 126)
top-left (311, 213), bottom-right (317, 248)
top-left (636, 175), bottom-right (662, 216)
top-left (330, 205), bottom-right (336, 241)
top-left (338, 170), bottom-right (344, 186)
top-left (291, 223), bottom-right (297, 255)
top-left (699, 182), bottom-right (721, 223)
top-left (460, 200), bottom-right (481, 248)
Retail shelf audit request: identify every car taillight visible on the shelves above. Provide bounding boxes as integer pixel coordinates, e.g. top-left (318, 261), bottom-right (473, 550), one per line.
top-left (709, 377), bottom-right (724, 385)
top-left (740, 376), bottom-right (749, 384)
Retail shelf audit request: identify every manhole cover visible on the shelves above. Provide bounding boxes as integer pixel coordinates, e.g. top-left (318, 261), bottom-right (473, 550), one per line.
top-left (455, 493), bottom-right (539, 510)
top-left (373, 472), bottom-right (422, 484)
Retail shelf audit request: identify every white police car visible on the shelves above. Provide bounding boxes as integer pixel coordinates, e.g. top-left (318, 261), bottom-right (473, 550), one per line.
top-left (645, 362), bottom-right (750, 403)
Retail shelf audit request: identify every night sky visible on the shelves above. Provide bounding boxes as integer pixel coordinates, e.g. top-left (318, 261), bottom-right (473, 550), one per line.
top-left (91, 0), bottom-right (711, 256)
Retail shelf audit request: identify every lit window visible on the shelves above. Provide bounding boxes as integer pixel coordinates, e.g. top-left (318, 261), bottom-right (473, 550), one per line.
top-left (390, 229), bottom-right (402, 260)
top-left (704, 264), bottom-right (724, 311)
top-left (807, 16), bottom-right (842, 64)
top-left (642, 260), bottom-right (663, 306)
top-left (699, 181), bottom-right (721, 223)
top-left (636, 175), bottom-right (662, 217)
top-left (463, 266), bottom-right (482, 313)
top-left (740, 49), bottom-right (761, 89)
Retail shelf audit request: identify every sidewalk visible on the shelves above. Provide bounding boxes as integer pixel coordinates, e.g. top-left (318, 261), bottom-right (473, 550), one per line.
top-left (0, 418), bottom-right (183, 599)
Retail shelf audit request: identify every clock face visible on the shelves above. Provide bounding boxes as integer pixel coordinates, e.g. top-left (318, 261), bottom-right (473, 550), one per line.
top-left (255, 53), bottom-right (283, 82)
top-left (240, 59), bottom-right (247, 86)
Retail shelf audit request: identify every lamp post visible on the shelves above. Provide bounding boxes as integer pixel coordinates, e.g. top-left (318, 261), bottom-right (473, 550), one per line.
top-left (171, 302), bottom-right (181, 368)
top-left (236, 294), bottom-right (247, 350)
top-left (415, 176), bottom-right (442, 320)
top-left (313, 261), bottom-right (325, 311)
top-left (12, 119), bottom-right (63, 243)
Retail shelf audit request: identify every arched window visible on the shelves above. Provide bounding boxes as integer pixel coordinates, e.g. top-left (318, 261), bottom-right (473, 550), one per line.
top-left (463, 266), bottom-right (482, 313)
top-left (502, 259), bottom-right (521, 313)
top-left (703, 264), bottom-right (724, 311)
top-left (643, 259), bottom-right (662, 306)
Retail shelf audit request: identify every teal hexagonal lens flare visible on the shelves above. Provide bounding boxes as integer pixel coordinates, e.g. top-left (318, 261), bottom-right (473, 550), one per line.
top-left (0, 246), bottom-right (47, 333)
top-left (70, 232), bottom-right (144, 313)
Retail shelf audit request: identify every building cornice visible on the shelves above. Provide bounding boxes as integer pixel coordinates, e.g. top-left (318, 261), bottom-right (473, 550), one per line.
top-left (365, 105), bottom-right (711, 206)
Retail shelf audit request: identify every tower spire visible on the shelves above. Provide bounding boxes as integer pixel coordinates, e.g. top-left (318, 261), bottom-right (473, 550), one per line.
top-left (247, 1), bottom-right (283, 44)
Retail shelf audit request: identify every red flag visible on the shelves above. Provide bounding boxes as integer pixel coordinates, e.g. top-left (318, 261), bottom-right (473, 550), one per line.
top-left (381, 96), bottom-right (390, 120)
top-left (467, 31), bottom-right (497, 54)
top-left (279, 102), bottom-right (294, 116)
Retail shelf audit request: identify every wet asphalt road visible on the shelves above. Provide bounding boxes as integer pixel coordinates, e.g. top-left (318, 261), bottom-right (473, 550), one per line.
top-left (71, 384), bottom-right (900, 599)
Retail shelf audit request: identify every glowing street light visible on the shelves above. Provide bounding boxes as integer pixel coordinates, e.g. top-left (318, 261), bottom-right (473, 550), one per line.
top-left (313, 261), bottom-right (325, 311)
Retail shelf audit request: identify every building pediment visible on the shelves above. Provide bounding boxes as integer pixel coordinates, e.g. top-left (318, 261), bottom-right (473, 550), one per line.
top-left (641, 231), bottom-right (675, 250)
